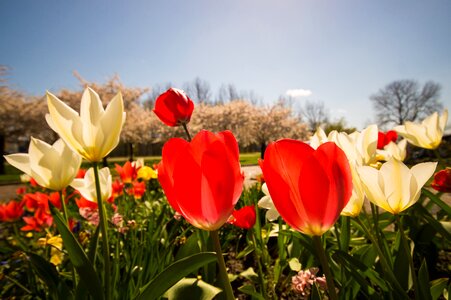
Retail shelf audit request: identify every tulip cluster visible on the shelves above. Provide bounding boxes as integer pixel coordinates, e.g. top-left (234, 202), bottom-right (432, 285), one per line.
top-left (1, 80), bottom-right (448, 300)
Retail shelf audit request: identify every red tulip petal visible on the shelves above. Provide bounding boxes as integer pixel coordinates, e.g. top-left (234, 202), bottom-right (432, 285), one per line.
top-left (298, 154), bottom-right (330, 229)
top-left (173, 139), bottom-right (235, 230)
top-left (158, 138), bottom-right (189, 214)
top-left (261, 139), bottom-right (314, 231)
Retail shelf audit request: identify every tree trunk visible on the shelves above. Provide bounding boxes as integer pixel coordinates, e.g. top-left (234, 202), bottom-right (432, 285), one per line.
top-left (260, 142), bottom-right (266, 159)
top-left (102, 157), bottom-right (108, 168)
top-left (0, 134), bottom-right (5, 174)
top-left (128, 143), bottom-right (134, 162)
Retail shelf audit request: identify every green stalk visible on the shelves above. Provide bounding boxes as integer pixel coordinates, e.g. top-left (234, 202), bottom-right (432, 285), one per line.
top-left (251, 231), bottom-right (267, 296)
top-left (433, 149), bottom-right (446, 166)
top-left (312, 235), bottom-right (338, 300)
top-left (396, 215), bottom-right (420, 300)
top-left (210, 230), bottom-right (234, 300)
top-left (355, 217), bottom-right (409, 299)
top-left (182, 123), bottom-right (192, 141)
top-left (59, 190), bottom-right (78, 287)
top-left (93, 162), bottom-right (111, 300)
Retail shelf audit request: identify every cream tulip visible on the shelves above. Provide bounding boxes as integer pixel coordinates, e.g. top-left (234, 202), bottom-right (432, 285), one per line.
top-left (46, 87), bottom-right (126, 162)
top-left (258, 183), bottom-right (280, 221)
top-left (358, 158), bottom-right (437, 215)
top-left (341, 163), bottom-right (365, 217)
top-left (70, 167), bottom-right (112, 203)
top-left (394, 109), bottom-right (448, 150)
top-left (376, 139), bottom-right (407, 162)
top-left (328, 125), bottom-right (378, 166)
top-left (4, 138), bottom-right (81, 191)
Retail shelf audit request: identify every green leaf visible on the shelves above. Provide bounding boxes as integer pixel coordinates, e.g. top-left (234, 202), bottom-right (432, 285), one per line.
top-left (236, 243), bottom-right (255, 259)
top-left (240, 267), bottom-right (259, 281)
top-left (164, 278), bottom-right (222, 300)
top-left (418, 259), bottom-right (432, 300)
top-left (430, 278), bottom-right (449, 300)
top-left (238, 284), bottom-right (266, 300)
top-left (135, 252), bottom-right (217, 300)
top-left (393, 230), bottom-right (410, 290)
top-left (175, 234), bottom-right (201, 260)
top-left (340, 216), bottom-right (351, 251)
top-left (50, 204), bottom-right (104, 300)
top-left (28, 252), bottom-right (73, 300)
top-left (422, 188), bottom-right (451, 216)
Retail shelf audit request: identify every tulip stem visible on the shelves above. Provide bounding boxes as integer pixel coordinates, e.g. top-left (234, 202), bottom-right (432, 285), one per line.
top-left (182, 123), bottom-right (192, 141)
top-left (59, 190), bottom-right (78, 288)
top-left (396, 215), bottom-right (420, 300)
top-left (433, 149), bottom-right (446, 166)
top-left (93, 162), bottom-right (111, 300)
top-left (59, 190), bottom-right (69, 225)
top-left (312, 235), bottom-right (338, 300)
top-left (355, 217), bottom-right (409, 299)
top-left (210, 230), bottom-right (234, 300)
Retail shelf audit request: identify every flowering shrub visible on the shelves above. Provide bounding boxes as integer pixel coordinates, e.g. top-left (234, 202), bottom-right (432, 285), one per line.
top-left (0, 87), bottom-right (449, 300)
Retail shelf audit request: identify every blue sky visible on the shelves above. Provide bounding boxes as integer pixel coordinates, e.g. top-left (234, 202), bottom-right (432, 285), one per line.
top-left (1, 0), bottom-right (450, 129)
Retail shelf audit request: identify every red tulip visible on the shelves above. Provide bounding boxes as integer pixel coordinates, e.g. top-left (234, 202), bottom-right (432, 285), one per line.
top-left (431, 168), bottom-right (451, 193)
top-left (112, 179), bottom-right (125, 197)
top-left (377, 130), bottom-right (398, 149)
top-left (115, 161), bottom-right (139, 183)
top-left (0, 200), bottom-right (24, 222)
top-left (158, 130), bottom-right (244, 231)
top-left (227, 205), bottom-right (256, 229)
top-left (153, 88), bottom-right (194, 127)
top-left (260, 140), bottom-right (352, 236)
top-left (130, 181), bottom-right (146, 199)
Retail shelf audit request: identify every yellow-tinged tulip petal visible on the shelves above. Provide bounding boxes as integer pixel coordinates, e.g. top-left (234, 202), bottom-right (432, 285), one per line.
top-left (358, 158), bottom-right (437, 214)
top-left (70, 167), bottom-right (112, 202)
top-left (46, 87), bottom-right (126, 162)
top-left (4, 154), bottom-right (31, 175)
top-left (341, 163), bottom-right (365, 217)
top-left (309, 127), bottom-right (328, 149)
top-left (327, 125), bottom-right (378, 166)
top-left (394, 109), bottom-right (448, 149)
top-left (4, 138), bottom-right (81, 191)
top-left (377, 139), bottom-right (407, 161)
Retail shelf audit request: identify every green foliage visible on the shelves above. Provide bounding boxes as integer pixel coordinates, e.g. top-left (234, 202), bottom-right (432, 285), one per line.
top-left (0, 168), bottom-right (449, 299)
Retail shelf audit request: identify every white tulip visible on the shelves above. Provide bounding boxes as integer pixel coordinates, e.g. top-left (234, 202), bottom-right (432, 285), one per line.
top-left (394, 109), bottom-right (448, 150)
top-left (46, 87), bottom-right (126, 162)
top-left (5, 138), bottom-right (81, 191)
top-left (70, 167), bottom-right (112, 203)
top-left (358, 158), bottom-right (437, 214)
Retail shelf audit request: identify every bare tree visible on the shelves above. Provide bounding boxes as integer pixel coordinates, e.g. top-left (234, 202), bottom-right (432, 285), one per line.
top-left (143, 82), bottom-right (173, 110)
top-left (184, 77), bottom-right (211, 104)
top-left (217, 83), bottom-right (240, 103)
top-left (370, 80), bottom-right (442, 127)
top-left (301, 100), bottom-right (330, 132)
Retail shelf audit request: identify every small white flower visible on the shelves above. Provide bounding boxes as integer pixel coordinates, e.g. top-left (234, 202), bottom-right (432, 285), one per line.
top-left (258, 183), bottom-right (280, 221)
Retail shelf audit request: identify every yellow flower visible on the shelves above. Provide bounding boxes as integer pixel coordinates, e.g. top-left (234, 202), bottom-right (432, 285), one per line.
top-left (46, 87), bottom-right (126, 162)
top-left (394, 109), bottom-right (448, 150)
top-left (4, 138), bottom-right (81, 191)
top-left (137, 166), bottom-right (158, 181)
top-left (71, 167), bottom-right (112, 202)
top-left (37, 234), bottom-right (63, 266)
top-left (358, 158), bottom-right (437, 214)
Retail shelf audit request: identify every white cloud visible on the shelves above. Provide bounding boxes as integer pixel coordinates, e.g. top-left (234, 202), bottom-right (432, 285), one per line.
top-left (285, 89), bottom-right (312, 98)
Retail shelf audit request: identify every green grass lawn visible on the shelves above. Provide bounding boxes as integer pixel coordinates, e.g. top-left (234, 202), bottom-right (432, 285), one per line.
top-left (0, 152), bottom-right (260, 185)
